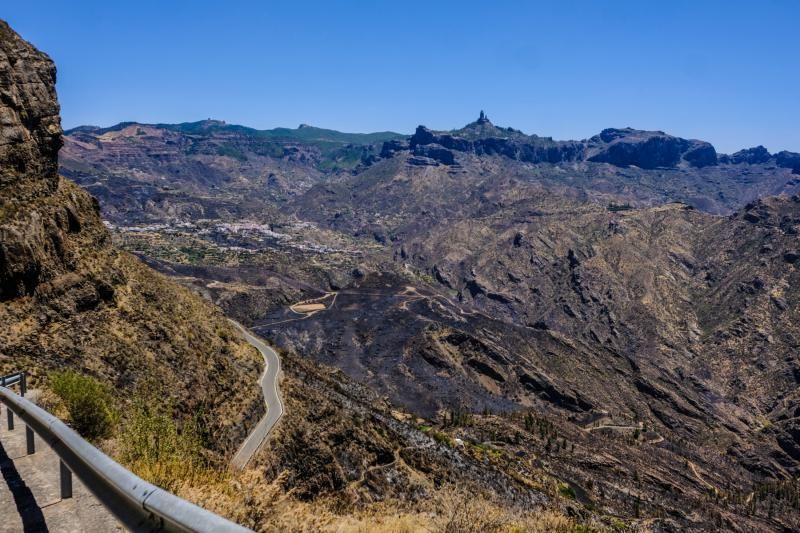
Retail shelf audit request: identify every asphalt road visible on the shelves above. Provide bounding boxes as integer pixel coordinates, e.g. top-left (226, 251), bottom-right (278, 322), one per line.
top-left (229, 321), bottom-right (284, 469)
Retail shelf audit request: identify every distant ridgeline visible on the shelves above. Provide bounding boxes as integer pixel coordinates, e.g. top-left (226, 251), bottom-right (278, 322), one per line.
top-left (379, 111), bottom-right (800, 171)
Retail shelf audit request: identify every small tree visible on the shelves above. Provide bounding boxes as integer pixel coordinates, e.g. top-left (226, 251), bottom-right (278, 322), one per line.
top-left (49, 369), bottom-right (118, 441)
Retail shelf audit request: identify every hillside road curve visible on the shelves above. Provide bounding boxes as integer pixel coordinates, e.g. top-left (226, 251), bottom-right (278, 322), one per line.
top-left (230, 320), bottom-right (284, 469)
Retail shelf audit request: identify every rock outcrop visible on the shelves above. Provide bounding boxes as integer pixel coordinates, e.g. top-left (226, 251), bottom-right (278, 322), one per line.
top-left (776, 150), bottom-right (800, 171)
top-left (409, 119), bottom-right (586, 165)
top-left (405, 115), bottom-right (718, 169)
top-left (586, 128), bottom-right (718, 169)
top-left (0, 20), bottom-right (76, 300)
top-left (0, 21), bottom-right (62, 198)
top-left (728, 145), bottom-right (772, 165)
top-left (396, 113), bottom-right (798, 173)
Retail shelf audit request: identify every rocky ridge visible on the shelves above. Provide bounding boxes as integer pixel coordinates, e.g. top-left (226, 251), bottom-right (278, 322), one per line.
top-left (405, 112), bottom-right (798, 171)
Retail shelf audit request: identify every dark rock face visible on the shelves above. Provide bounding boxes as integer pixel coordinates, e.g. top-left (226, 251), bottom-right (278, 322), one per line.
top-left (380, 139), bottom-right (409, 158)
top-left (410, 125), bottom-right (585, 165)
top-left (408, 122), bottom-right (717, 170)
top-left (413, 144), bottom-right (455, 165)
top-left (0, 20), bottom-right (62, 197)
top-left (776, 150), bottom-right (800, 171)
top-left (588, 133), bottom-right (685, 168)
top-left (0, 20), bottom-right (75, 300)
top-left (731, 145), bottom-right (772, 165)
top-left (682, 142), bottom-right (719, 167)
top-left (587, 128), bottom-right (717, 169)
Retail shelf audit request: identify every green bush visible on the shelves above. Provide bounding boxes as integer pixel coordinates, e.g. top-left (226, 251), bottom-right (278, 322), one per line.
top-left (49, 370), bottom-right (118, 440)
top-left (558, 483), bottom-right (577, 500)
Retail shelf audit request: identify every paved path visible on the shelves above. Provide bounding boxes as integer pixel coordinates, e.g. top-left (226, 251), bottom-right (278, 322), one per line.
top-left (0, 404), bottom-right (122, 532)
top-left (230, 321), bottom-right (284, 470)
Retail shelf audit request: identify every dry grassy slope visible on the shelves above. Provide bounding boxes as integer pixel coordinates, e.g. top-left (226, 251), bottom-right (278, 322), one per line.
top-left (252, 196), bottom-right (798, 529)
top-left (0, 19), bottom-right (263, 455)
top-left (403, 196), bottom-right (800, 469)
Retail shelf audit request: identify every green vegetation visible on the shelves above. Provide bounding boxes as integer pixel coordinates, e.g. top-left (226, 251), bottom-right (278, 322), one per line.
top-left (558, 483), bottom-right (577, 500)
top-left (119, 380), bottom-right (214, 491)
top-left (469, 441), bottom-right (502, 459)
top-left (216, 145), bottom-right (248, 161)
top-left (430, 429), bottom-right (452, 446)
top-left (610, 518), bottom-right (628, 531)
top-left (49, 369), bottom-right (118, 441)
top-left (47, 373), bottom-right (227, 501)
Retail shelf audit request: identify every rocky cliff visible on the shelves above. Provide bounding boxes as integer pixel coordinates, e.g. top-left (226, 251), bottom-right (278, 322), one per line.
top-left (404, 113), bottom-right (799, 173)
top-left (0, 19), bottom-right (263, 455)
top-left (408, 114), bottom-right (586, 166)
top-left (585, 127), bottom-right (718, 168)
top-left (0, 21), bottom-right (61, 199)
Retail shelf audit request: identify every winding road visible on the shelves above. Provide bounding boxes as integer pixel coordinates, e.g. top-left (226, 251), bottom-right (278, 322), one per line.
top-left (229, 321), bottom-right (284, 470)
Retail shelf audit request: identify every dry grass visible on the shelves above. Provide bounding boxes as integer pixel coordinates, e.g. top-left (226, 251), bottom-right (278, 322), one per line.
top-left (165, 466), bottom-right (580, 532)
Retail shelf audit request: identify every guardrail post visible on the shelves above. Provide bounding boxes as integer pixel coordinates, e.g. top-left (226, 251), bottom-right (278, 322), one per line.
top-left (1, 376), bottom-right (10, 430)
top-left (26, 425), bottom-right (35, 454)
top-left (60, 461), bottom-right (73, 499)
top-left (20, 372), bottom-right (26, 397)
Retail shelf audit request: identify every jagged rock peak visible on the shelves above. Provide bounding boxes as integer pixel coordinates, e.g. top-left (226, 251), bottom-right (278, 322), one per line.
top-left (0, 19), bottom-right (62, 196)
top-left (477, 110), bottom-right (490, 124)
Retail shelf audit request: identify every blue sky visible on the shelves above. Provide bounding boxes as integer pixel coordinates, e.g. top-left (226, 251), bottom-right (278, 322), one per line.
top-left (5, 1), bottom-right (799, 153)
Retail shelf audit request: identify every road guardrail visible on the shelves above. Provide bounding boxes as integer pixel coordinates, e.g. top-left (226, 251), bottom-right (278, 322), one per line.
top-left (0, 372), bottom-right (253, 533)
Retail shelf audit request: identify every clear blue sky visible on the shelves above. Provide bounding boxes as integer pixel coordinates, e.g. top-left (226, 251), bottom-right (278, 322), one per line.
top-left (5, 1), bottom-right (799, 153)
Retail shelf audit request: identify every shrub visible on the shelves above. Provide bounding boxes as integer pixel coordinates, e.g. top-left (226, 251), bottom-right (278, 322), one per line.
top-left (558, 483), bottom-right (576, 500)
top-left (49, 369), bottom-right (118, 441)
top-left (430, 430), bottom-right (452, 446)
top-left (119, 380), bottom-right (211, 490)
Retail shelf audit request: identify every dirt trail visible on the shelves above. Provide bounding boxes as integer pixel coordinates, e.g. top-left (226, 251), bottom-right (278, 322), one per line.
top-left (688, 461), bottom-right (718, 493)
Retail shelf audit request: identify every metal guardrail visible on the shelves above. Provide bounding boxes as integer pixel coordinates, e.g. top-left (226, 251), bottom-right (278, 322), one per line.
top-left (0, 372), bottom-right (253, 532)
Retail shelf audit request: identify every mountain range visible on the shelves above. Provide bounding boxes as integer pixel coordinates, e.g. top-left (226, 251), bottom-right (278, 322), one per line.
top-left (1, 20), bottom-right (584, 531)
top-left (52, 108), bottom-right (800, 530)
top-left (3, 14), bottom-right (800, 530)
